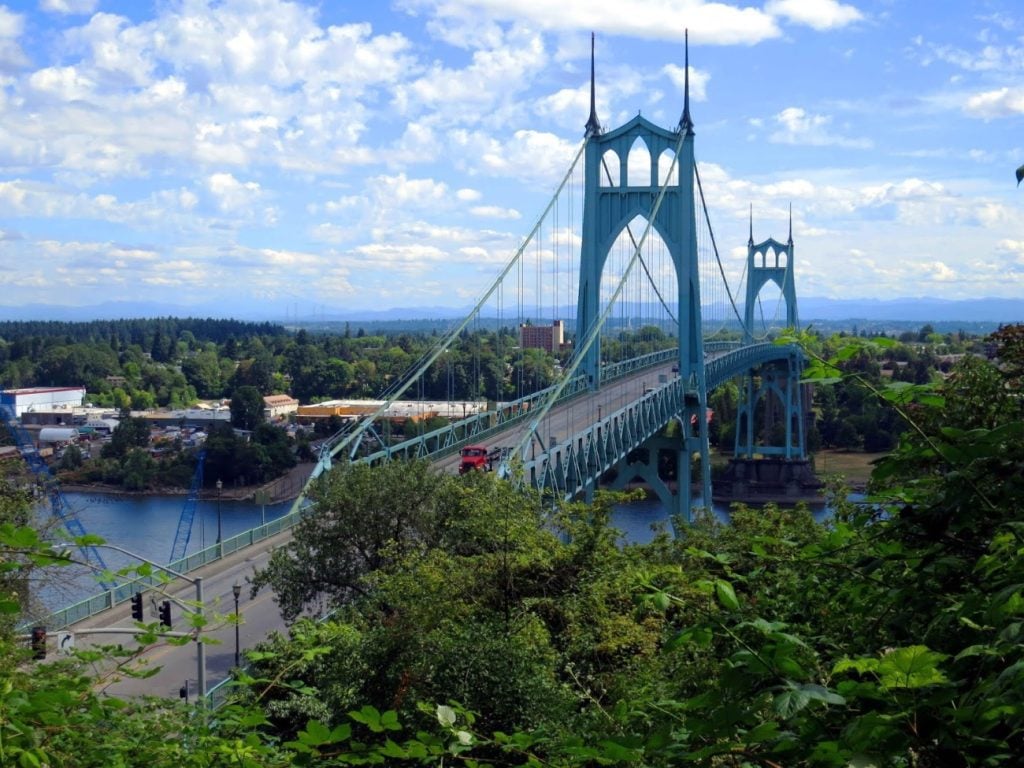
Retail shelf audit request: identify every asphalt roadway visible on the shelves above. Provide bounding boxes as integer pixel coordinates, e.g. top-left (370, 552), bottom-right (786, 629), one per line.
top-left (74, 527), bottom-right (292, 701)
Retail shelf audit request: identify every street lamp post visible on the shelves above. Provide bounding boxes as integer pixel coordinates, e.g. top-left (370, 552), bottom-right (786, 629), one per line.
top-left (58, 542), bottom-right (209, 701)
top-left (216, 478), bottom-right (223, 555)
top-left (232, 582), bottom-right (241, 668)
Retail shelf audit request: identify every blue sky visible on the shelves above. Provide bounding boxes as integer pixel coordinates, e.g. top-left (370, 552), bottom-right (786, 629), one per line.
top-left (0, 0), bottom-right (1022, 318)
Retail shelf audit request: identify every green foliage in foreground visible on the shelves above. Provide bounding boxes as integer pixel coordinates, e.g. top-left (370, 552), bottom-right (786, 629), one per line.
top-left (2, 326), bottom-right (1023, 766)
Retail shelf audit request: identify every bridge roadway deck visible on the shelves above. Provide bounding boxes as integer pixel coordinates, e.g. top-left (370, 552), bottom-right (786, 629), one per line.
top-left (68, 358), bottom-right (695, 700)
top-left (434, 360), bottom-right (681, 475)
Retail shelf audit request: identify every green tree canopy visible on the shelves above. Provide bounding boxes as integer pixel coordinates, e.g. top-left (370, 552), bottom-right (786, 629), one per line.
top-left (229, 384), bottom-right (266, 430)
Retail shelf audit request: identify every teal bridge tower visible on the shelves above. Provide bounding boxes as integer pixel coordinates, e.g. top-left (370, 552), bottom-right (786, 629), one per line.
top-left (735, 209), bottom-right (805, 461)
top-left (572, 33), bottom-right (710, 519)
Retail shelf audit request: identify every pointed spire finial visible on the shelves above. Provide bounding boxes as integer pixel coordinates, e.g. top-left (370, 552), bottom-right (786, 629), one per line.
top-left (787, 203), bottom-right (793, 244)
top-left (748, 204), bottom-right (754, 245)
top-left (585, 32), bottom-right (602, 136)
top-left (678, 29), bottom-right (694, 135)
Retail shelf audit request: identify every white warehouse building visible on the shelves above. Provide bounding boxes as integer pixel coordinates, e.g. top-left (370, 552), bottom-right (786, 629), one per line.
top-left (0, 387), bottom-right (86, 418)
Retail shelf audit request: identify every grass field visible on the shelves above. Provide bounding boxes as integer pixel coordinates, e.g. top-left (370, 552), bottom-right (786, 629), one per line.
top-left (815, 449), bottom-right (888, 486)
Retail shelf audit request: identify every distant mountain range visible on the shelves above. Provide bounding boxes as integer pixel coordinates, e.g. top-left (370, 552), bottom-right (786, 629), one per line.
top-left (0, 297), bottom-right (1021, 325)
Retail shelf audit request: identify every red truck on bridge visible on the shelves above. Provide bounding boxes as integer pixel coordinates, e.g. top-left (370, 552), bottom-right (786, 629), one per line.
top-left (458, 445), bottom-right (504, 474)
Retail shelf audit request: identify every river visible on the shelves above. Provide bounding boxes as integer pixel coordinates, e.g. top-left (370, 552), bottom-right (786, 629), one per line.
top-left (609, 494), bottom-right (832, 544)
top-left (35, 492), bottom-right (293, 610)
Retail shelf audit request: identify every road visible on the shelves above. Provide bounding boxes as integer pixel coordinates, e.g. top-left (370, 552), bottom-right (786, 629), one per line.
top-left (435, 361), bottom-right (680, 474)
top-left (73, 528), bottom-right (292, 700)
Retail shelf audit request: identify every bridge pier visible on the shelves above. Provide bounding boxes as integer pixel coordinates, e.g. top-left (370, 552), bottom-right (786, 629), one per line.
top-left (606, 416), bottom-right (711, 532)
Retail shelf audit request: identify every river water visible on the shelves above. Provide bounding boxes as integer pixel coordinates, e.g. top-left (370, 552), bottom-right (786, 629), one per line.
top-left (609, 494), bottom-right (831, 544)
top-left (36, 492), bottom-right (293, 610)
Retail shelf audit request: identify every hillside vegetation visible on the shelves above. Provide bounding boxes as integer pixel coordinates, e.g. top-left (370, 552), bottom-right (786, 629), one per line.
top-left (0, 326), bottom-right (1021, 766)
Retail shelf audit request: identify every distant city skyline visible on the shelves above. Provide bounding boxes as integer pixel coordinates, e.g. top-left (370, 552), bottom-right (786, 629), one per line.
top-left (1, 0), bottom-right (1023, 317)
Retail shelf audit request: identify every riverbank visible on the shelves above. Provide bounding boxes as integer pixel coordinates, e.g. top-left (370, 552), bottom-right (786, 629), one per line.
top-left (57, 461), bottom-right (316, 504)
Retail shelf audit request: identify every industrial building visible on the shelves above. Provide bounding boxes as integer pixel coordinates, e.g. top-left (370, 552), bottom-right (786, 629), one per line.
top-left (0, 387), bottom-right (87, 418)
top-left (296, 399), bottom-right (489, 426)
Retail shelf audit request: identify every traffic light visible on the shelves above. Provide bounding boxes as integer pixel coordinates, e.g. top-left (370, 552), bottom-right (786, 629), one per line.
top-left (158, 600), bottom-right (172, 628)
top-left (31, 626), bottom-right (46, 660)
top-left (130, 591), bottom-right (144, 621)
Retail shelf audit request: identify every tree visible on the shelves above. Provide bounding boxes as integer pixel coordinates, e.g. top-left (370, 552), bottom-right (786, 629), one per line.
top-left (230, 385), bottom-right (266, 430)
top-left (121, 448), bottom-right (154, 491)
top-left (250, 459), bottom-right (451, 620)
top-left (101, 416), bottom-right (150, 460)
top-left (58, 443), bottom-right (83, 471)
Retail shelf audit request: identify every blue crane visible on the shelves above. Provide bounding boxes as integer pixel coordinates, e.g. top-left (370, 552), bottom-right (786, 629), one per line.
top-left (0, 403), bottom-right (114, 589)
top-left (168, 448), bottom-right (205, 564)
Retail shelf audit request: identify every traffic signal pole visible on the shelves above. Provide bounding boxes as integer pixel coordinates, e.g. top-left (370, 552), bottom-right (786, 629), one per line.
top-left (49, 542), bottom-right (210, 701)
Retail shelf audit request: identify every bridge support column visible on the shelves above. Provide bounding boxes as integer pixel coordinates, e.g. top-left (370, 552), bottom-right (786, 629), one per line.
top-left (608, 420), bottom-right (711, 533)
top-left (733, 353), bottom-right (806, 460)
top-left (722, 348), bottom-right (819, 504)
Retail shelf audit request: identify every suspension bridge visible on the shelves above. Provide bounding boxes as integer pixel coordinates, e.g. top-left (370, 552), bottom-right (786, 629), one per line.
top-left (32, 35), bottom-right (813, 648)
top-left (297, 32), bottom-right (809, 524)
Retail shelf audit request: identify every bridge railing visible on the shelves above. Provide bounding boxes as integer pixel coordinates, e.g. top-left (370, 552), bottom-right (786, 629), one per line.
top-left (599, 348), bottom-right (675, 383)
top-left (523, 375), bottom-right (695, 500)
top-left (25, 506), bottom-right (307, 632)
top-left (705, 342), bottom-right (801, 390)
top-left (356, 374), bottom-right (591, 466)
top-left (523, 340), bottom-right (802, 500)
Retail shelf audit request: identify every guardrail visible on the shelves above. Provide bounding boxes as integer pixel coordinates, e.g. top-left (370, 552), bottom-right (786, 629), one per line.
top-left (26, 507), bottom-right (305, 632)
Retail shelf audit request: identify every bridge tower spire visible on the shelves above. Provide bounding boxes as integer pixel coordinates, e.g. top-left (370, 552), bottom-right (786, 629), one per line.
top-left (585, 32), bottom-right (602, 136)
top-left (678, 29), bottom-right (694, 136)
top-left (575, 29), bottom-right (710, 518)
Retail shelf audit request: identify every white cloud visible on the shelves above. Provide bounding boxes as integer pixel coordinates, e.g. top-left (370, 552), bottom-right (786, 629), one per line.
top-left (310, 223), bottom-right (353, 245)
top-left (475, 129), bottom-right (580, 184)
top-left (207, 173), bottom-right (264, 213)
top-left (394, 27), bottom-right (547, 120)
top-left (963, 86), bottom-right (1024, 118)
top-left (40, 0), bottom-right (98, 13)
top-left (0, 6), bottom-right (22, 36)
top-left (996, 239), bottom-right (1024, 264)
top-left (456, 188), bottom-right (481, 201)
top-left (0, 6), bottom-right (26, 71)
top-left (469, 205), bottom-right (521, 219)
top-left (348, 242), bottom-right (451, 273)
top-left (765, 0), bottom-right (863, 31)
top-left (661, 64), bottom-right (710, 102)
top-left (923, 260), bottom-right (956, 282)
top-left (0, 179), bottom-right (206, 226)
top-left (28, 66), bottom-right (95, 100)
top-left (2, 2), bottom-right (418, 178)
top-left (367, 173), bottom-right (448, 208)
top-left (398, 0), bottom-right (782, 45)
top-left (918, 40), bottom-right (1024, 74)
top-left (769, 107), bottom-right (872, 149)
